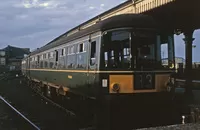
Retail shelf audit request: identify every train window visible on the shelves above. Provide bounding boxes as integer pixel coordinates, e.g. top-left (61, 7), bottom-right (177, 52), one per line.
top-left (43, 54), bottom-right (46, 59)
top-left (61, 48), bottom-right (66, 56)
top-left (77, 55), bottom-right (84, 69)
top-left (90, 41), bottom-right (96, 65)
top-left (63, 48), bottom-right (66, 55)
top-left (67, 47), bottom-right (70, 54)
top-left (104, 52), bottom-right (108, 67)
top-left (50, 62), bottom-right (54, 68)
top-left (79, 43), bottom-right (84, 52)
top-left (50, 52), bottom-right (54, 58)
top-left (34, 56), bottom-right (37, 61)
top-left (68, 46), bottom-right (75, 54)
top-left (71, 46), bottom-right (75, 54)
top-left (91, 41), bottom-right (96, 58)
top-left (157, 35), bottom-right (175, 69)
top-left (40, 61), bottom-right (43, 68)
top-left (55, 50), bottom-right (58, 62)
top-left (40, 55), bottom-right (43, 60)
top-left (31, 57), bottom-right (34, 62)
top-left (44, 61), bottom-right (48, 68)
top-left (48, 53), bottom-right (50, 59)
top-left (102, 30), bottom-right (131, 70)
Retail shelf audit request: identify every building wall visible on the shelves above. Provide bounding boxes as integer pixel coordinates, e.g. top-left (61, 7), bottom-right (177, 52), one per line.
top-left (0, 50), bottom-right (6, 66)
top-left (0, 57), bottom-right (6, 65)
top-left (0, 46), bottom-right (30, 71)
top-left (0, 50), bottom-right (5, 57)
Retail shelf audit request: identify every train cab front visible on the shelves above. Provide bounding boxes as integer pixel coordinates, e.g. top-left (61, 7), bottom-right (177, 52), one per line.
top-left (97, 28), bottom-right (179, 129)
top-left (94, 15), bottom-right (180, 130)
top-left (99, 28), bottom-right (177, 108)
top-left (99, 27), bottom-right (175, 100)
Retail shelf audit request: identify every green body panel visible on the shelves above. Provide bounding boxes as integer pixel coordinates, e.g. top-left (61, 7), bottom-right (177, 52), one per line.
top-left (30, 70), bottom-right (99, 97)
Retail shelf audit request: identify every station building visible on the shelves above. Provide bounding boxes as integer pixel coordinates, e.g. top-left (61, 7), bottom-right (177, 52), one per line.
top-left (0, 45), bottom-right (30, 72)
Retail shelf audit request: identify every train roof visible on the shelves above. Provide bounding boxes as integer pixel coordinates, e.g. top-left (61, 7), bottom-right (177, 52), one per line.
top-left (30, 14), bottom-right (158, 56)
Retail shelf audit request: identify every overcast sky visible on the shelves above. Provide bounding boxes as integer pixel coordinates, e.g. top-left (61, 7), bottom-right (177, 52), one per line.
top-left (0, 0), bottom-right (199, 61)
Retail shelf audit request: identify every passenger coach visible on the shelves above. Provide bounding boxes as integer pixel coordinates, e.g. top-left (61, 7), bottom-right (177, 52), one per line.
top-left (21, 14), bottom-right (175, 100)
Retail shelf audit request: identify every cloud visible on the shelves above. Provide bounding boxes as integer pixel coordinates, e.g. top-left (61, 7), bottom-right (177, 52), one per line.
top-left (89, 6), bottom-right (95, 10)
top-left (100, 4), bottom-right (105, 7)
top-left (0, 0), bottom-right (124, 50)
top-left (17, 0), bottom-right (56, 9)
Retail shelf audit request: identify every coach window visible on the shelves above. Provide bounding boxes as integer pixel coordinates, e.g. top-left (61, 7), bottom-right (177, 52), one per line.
top-left (46, 53), bottom-right (48, 59)
top-left (61, 48), bottom-right (66, 56)
top-left (50, 52), bottom-right (54, 58)
top-left (67, 45), bottom-right (76, 68)
top-left (78, 43), bottom-right (84, 53)
top-left (44, 61), bottom-right (48, 68)
top-left (102, 30), bottom-right (131, 70)
top-left (36, 56), bottom-right (39, 68)
top-left (90, 41), bottom-right (96, 66)
top-left (43, 53), bottom-right (46, 59)
top-left (48, 52), bottom-right (50, 59)
top-left (55, 50), bottom-right (58, 62)
top-left (71, 46), bottom-right (75, 54)
top-left (68, 45), bottom-right (75, 54)
top-left (67, 47), bottom-right (70, 54)
top-left (41, 54), bottom-right (43, 60)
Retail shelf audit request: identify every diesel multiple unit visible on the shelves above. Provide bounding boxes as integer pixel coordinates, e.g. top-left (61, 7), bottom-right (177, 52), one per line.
top-left (21, 14), bottom-right (175, 100)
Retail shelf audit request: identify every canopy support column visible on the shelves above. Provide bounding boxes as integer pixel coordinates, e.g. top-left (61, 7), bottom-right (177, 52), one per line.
top-left (183, 29), bottom-right (195, 103)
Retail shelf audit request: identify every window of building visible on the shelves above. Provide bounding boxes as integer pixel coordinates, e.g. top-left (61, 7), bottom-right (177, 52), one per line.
top-left (0, 58), bottom-right (6, 65)
top-left (0, 51), bottom-right (5, 56)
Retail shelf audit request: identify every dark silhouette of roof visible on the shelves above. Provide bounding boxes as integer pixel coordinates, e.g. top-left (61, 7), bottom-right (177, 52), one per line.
top-left (2, 45), bottom-right (30, 59)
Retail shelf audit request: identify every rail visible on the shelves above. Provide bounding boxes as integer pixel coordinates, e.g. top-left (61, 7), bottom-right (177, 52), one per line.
top-left (0, 95), bottom-right (40, 130)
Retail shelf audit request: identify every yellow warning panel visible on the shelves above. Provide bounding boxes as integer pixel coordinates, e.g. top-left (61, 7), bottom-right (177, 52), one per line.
top-left (109, 75), bottom-right (134, 93)
top-left (155, 74), bottom-right (170, 92)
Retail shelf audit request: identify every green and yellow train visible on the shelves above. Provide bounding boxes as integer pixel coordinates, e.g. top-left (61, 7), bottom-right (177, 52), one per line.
top-left (22, 14), bottom-right (175, 103)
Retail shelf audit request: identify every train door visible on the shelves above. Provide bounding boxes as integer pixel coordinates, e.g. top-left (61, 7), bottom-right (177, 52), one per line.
top-left (55, 50), bottom-right (58, 67)
top-left (37, 55), bottom-right (40, 68)
top-left (88, 38), bottom-right (97, 87)
top-left (25, 58), bottom-right (28, 76)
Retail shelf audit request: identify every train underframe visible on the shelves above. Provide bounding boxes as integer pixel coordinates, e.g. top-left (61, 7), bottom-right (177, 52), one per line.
top-left (25, 76), bottom-right (186, 130)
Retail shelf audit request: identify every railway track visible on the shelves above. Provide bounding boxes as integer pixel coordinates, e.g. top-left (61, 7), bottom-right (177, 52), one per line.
top-left (0, 73), bottom-right (95, 130)
top-left (29, 82), bottom-right (76, 117)
top-left (0, 95), bottom-right (39, 130)
top-left (28, 79), bottom-right (96, 129)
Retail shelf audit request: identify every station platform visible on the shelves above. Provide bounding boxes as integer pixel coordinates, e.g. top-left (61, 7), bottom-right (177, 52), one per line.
top-left (138, 124), bottom-right (200, 130)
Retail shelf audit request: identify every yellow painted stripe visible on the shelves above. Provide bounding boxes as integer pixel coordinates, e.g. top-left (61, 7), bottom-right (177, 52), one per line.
top-left (27, 69), bottom-right (133, 73)
top-left (25, 68), bottom-right (174, 74)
